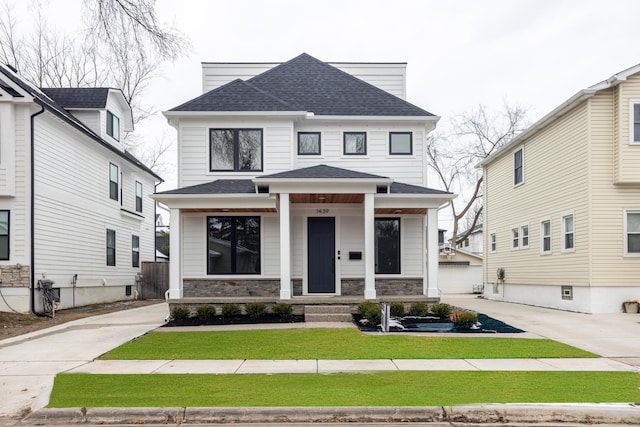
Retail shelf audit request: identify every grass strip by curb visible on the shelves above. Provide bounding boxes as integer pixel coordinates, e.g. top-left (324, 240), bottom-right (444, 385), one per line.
top-left (102, 329), bottom-right (596, 360)
top-left (50, 372), bottom-right (640, 407)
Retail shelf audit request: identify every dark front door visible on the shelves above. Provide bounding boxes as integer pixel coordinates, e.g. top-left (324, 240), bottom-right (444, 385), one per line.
top-left (308, 217), bottom-right (335, 293)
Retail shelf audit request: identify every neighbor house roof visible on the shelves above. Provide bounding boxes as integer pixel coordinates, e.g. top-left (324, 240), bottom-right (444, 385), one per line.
top-left (41, 87), bottom-right (110, 109)
top-left (169, 53), bottom-right (434, 117)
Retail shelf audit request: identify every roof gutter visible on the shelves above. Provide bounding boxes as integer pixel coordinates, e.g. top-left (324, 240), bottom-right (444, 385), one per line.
top-left (30, 103), bottom-right (45, 316)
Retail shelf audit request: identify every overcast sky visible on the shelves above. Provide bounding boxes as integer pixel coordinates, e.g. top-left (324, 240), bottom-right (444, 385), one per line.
top-left (10, 0), bottom-right (640, 228)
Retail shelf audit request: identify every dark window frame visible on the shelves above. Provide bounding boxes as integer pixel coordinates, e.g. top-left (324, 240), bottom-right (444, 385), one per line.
top-left (106, 229), bottom-right (116, 266)
top-left (634, 103), bottom-right (640, 143)
top-left (207, 216), bottom-right (261, 275)
top-left (109, 163), bottom-right (119, 201)
top-left (375, 217), bottom-right (401, 274)
top-left (297, 132), bottom-right (321, 155)
top-left (209, 128), bottom-right (263, 172)
top-left (514, 147), bottom-right (524, 185)
top-left (106, 110), bottom-right (120, 141)
top-left (0, 210), bottom-right (9, 260)
top-left (343, 131), bottom-right (367, 155)
top-left (389, 132), bottom-right (413, 155)
top-left (132, 235), bottom-right (140, 268)
top-left (135, 181), bottom-right (143, 213)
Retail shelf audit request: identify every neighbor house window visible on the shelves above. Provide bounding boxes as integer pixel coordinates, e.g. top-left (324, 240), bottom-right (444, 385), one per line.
top-left (106, 229), bottom-right (116, 266)
top-left (375, 218), bottom-right (400, 274)
top-left (135, 181), bottom-right (143, 213)
top-left (109, 163), bottom-right (119, 201)
top-left (106, 111), bottom-right (120, 141)
top-left (0, 210), bottom-right (8, 260)
top-left (541, 219), bottom-right (551, 254)
top-left (389, 132), bottom-right (412, 155)
top-left (344, 132), bottom-right (366, 155)
top-left (625, 210), bottom-right (640, 254)
top-left (210, 129), bottom-right (263, 171)
top-left (514, 147), bottom-right (524, 185)
top-left (490, 233), bottom-right (497, 253)
top-left (633, 103), bottom-right (640, 143)
top-left (562, 214), bottom-right (574, 251)
top-left (521, 225), bottom-right (529, 248)
top-left (132, 235), bottom-right (140, 267)
top-left (297, 132), bottom-right (321, 155)
top-left (512, 228), bottom-right (519, 249)
top-left (207, 216), bottom-right (260, 274)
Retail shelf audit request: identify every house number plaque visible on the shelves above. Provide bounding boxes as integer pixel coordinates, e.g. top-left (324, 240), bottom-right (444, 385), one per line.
top-left (316, 208), bottom-right (330, 214)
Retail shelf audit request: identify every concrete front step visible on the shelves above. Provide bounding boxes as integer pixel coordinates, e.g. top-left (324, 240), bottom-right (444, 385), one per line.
top-left (304, 305), bottom-right (351, 314)
top-left (304, 313), bottom-right (354, 323)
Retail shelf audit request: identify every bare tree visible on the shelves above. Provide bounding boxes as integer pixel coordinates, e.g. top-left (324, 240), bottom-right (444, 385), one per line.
top-left (427, 103), bottom-right (528, 247)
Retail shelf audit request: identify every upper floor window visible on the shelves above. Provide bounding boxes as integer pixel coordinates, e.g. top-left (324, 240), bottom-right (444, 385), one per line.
top-left (633, 103), bottom-right (640, 144)
top-left (541, 219), bottom-right (551, 254)
top-left (106, 111), bottom-right (120, 141)
top-left (109, 163), bottom-right (119, 201)
top-left (625, 210), bottom-right (640, 255)
top-left (513, 147), bottom-right (524, 185)
top-left (344, 132), bottom-right (366, 155)
top-left (132, 235), bottom-right (140, 267)
top-left (511, 228), bottom-right (519, 249)
top-left (298, 132), bottom-right (321, 155)
top-left (490, 232), bottom-right (497, 253)
top-left (562, 214), bottom-right (574, 251)
top-left (207, 216), bottom-right (261, 274)
top-left (210, 129), bottom-right (262, 172)
top-left (389, 132), bottom-right (412, 155)
top-left (521, 225), bottom-right (529, 248)
top-left (135, 181), bottom-right (143, 213)
top-left (0, 210), bottom-right (9, 260)
top-left (375, 218), bottom-right (400, 274)
top-left (106, 229), bottom-right (116, 266)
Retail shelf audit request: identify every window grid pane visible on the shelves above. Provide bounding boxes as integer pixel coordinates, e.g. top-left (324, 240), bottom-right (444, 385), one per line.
top-left (634, 104), bottom-right (640, 142)
top-left (344, 132), bottom-right (366, 155)
top-left (514, 149), bottom-right (523, 185)
top-left (109, 164), bottom-right (118, 201)
top-left (298, 132), bottom-right (321, 155)
top-left (135, 182), bottom-right (143, 212)
top-left (512, 228), bottom-right (519, 248)
top-left (106, 229), bottom-right (116, 266)
top-left (627, 212), bottom-right (640, 253)
top-left (132, 235), bottom-right (140, 267)
top-left (238, 130), bottom-right (262, 171)
top-left (210, 130), bottom-right (235, 170)
top-left (522, 226), bottom-right (529, 247)
top-left (542, 221), bottom-right (551, 252)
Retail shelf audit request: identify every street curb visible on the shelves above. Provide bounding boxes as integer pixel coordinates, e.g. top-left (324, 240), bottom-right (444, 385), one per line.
top-left (24, 404), bottom-right (640, 424)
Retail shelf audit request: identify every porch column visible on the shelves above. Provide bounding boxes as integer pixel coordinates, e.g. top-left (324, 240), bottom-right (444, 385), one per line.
top-left (425, 208), bottom-right (439, 297)
top-left (279, 193), bottom-right (292, 299)
top-left (168, 208), bottom-right (182, 299)
top-left (364, 193), bottom-right (376, 299)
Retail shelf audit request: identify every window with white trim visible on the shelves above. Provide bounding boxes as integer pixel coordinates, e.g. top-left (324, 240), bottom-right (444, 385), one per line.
top-left (513, 147), bottom-right (524, 185)
top-left (521, 225), bottom-right (529, 248)
top-left (132, 235), bottom-right (140, 267)
top-left (0, 210), bottom-right (9, 260)
top-left (541, 219), bottom-right (551, 254)
top-left (562, 214), bottom-right (574, 251)
top-left (106, 111), bottom-right (120, 141)
top-left (625, 210), bottom-right (640, 254)
top-left (106, 229), bottom-right (116, 266)
top-left (512, 228), bottom-right (519, 249)
top-left (632, 103), bottom-right (640, 144)
top-left (490, 233), bottom-right (496, 253)
top-left (109, 163), bottom-right (119, 201)
top-left (135, 181), bottom-right (143, 213)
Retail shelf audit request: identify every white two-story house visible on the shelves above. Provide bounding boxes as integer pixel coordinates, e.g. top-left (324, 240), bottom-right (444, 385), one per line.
top-left (154, 53), bottom-right (454, 305)
top-left (0, 64), bottom-right (162, 313)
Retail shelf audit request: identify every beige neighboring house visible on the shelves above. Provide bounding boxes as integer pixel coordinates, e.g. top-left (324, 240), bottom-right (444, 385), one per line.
top-left (480, 63), bottom-right (640, 314)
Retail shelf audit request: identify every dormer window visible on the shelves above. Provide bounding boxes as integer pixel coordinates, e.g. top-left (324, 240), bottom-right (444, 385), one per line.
top-left (107, 111), bottom-right (120, 141)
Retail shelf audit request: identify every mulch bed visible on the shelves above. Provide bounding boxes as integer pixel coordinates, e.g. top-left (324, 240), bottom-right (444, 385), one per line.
top-left (163, 314), bottom-right (305, 327)
top-left (353, 313), bottom-right (524, 334)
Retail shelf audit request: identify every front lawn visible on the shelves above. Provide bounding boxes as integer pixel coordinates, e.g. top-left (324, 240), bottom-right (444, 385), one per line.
top-left (49, 372), bottom-right (640, 407)
top-left (102, 329), bottom-right (596, 360)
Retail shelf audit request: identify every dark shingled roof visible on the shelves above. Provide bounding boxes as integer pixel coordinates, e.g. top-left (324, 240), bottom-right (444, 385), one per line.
top-left (389, 182), bottom-right (453, 195)
top-left (258, 164), bottom-right (388, 180)
top-left (157, 179), bottom-right (256, 195)
top-left (41, 87), bottom-right (110, 108)
top-left (170, 53), bottom-right (434, 117)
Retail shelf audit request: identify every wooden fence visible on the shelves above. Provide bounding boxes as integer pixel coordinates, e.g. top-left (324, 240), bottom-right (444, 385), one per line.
top-left (141, 261), bottom-right (169, 299)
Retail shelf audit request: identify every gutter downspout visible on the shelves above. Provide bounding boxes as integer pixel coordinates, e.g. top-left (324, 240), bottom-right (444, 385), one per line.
top-left (30, 104), bottom-right (45, 315)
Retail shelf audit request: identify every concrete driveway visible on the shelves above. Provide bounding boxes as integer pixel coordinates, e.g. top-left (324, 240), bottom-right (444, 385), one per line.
top-left (443, 294), bottom-right (640, 362)
top-left (0, 303), bottom-right (167, 417)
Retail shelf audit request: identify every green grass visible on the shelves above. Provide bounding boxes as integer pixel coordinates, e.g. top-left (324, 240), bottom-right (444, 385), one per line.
top-left (102, 329), bottom-right (596, 360)
top-left (49, 372), bottom-right (640, 407)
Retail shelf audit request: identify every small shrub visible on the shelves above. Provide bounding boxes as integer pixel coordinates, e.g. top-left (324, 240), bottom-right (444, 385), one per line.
top-left (430, 303), bottom-right (452, 317)
top-left (221, 303), bottom-right (242, 317)
top-left (245, 302), bottom-right (267, 318)
top-left (450, 310), bottom-right (478, 329)
top-left (357, 301), bottom-right (382, 325)
top-left (171, 305), bottom-right (191, 321)
top-left (271, 303), bottom-right (294, 318)
top-left (195, 304), bottom-right (216, 320)
top-left (407, 302), bottom-right (430, 317)
top-left (389, 302), bottom-right (405, 317)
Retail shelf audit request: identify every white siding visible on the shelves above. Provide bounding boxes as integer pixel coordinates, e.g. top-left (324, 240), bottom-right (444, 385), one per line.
top-left (340, 215), bottom-right (364, 277)
top-left (402, 217), bottom-right (423, 276)
top-left (291, 215), bottom-right (303, 277)
top-left (182, 215), bottom-right (205, 276)
top-left (262, 216), bottom-right (280, 276)
top-left (69, 110), bottom-right (100, 135)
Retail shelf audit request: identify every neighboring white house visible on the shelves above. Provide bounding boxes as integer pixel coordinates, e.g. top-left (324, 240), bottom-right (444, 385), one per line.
top-left (455, 224), bottom-right (483, 256)
top-left (154, 53), bottom-right (455, 302)
top-left (0, 64), bottom-right (162, 313)
top-left (438, 248), bottom-right (483, 294)
top-left (481, 63), bottom-right (640, 313)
